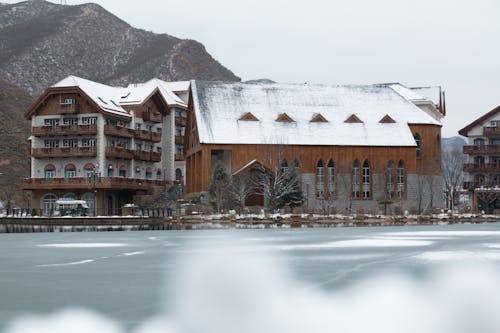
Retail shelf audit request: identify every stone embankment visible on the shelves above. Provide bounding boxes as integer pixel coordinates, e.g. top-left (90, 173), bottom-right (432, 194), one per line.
top-left (0, 214), bottom-right (498, 233)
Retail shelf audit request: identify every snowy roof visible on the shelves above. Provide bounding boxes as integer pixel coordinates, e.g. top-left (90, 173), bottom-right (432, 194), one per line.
top-left (127, 78), bottom-right (187, 107)
top-left (410, 86), bottom-right (442, 107)
top-left (389, 84), bottom-right (427, 102)
top-left (51, 76), bottom-right (188, 117)
top-left (191, 81), bottom-right (441, 147)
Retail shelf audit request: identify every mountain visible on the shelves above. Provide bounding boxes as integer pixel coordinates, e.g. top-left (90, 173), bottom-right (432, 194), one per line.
top-left (0, 77), bottom-right (33, 203)
top-left (442, 136), bottom-right (467, 152)
top-left (0, 0), bottom-right (240, 96)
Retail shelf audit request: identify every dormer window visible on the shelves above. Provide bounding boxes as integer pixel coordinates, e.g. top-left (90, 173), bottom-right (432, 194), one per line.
top-left (239, 112), bottom-right (259, 121)
top-left (379, 115), bottom-right (396, 123)
top-left (310, 114), bottom-right (328, 123)
top-left (276, 113), bottom-right (295, 122)
top-left (345, 114), bottom-right (363, 123)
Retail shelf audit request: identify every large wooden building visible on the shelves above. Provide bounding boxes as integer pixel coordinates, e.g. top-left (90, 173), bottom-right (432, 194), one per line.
top-left (459, 106), bottom-right (500, 213)
top-left (20, 76), bottom-right (188, 216)
top-left (185, 81), bottom-right (446, 213)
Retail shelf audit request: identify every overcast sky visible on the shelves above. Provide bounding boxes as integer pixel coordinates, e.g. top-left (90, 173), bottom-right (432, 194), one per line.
top-left (4, 0), bottom-right (500, 137)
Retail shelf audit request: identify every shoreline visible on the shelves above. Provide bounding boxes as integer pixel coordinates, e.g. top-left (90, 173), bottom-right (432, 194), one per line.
top-left (0, 215), bottom-right (498, 233)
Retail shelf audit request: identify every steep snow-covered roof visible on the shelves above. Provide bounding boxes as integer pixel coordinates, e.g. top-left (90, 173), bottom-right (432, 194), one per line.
top-left (127, 78), bottom-right (187, 107)
top-left (52, 76), bottom-right (188, 116)
top-left (191, 81), bottom-right (441, 147)
top-left (389, 84), bottom-right (427, 102)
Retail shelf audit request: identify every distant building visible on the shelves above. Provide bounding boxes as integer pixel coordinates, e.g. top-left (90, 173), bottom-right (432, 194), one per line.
top-left (185, 81), bottom-right (445, 213)
top-left (459, 106), bottom-right (500, 213)
top-left (20, 76), bottom-right (189, 216)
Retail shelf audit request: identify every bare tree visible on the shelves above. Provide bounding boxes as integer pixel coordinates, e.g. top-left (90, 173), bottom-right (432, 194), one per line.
top-left (229, 171), bottom-right (257, 214)
top-left (208, 164), bottom-right (232, 213)
top-left (336, 172), bottom-right (352, 214)
top-left (476, 190), bottom-right (500, 214)
top-left (441, 148), bottom-right (466, 210)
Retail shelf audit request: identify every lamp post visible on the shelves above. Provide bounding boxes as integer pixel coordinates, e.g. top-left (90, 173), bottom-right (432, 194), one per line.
top-left (91, 163), bottom-right (101, 216)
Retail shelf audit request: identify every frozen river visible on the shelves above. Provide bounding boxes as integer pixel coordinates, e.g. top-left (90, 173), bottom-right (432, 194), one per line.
top-left (3, 223), bottom-right (500, 332)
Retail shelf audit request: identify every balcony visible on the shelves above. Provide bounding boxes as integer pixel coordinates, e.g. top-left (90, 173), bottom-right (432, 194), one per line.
top-left (483, 127), bottom-right (500, 137)
top-left (463, 181), bottom-right (500, 191)
top-left (32, 124), bottom-right (97, 137)
top-left (175, 117), bottom-right (187, 126)
top-left (175, 154), bottom-right (184, 161)
top-left (104, 125), bottom-right (134, 138)
top-left (134, 150), bottom-right (152, 161)
top-left (463, 144), bottom-right (500, 155)
top-left (32, 146), bottom-right (97, 158)
top-left (20, 177), bottom-right (170, 191)
top-left (151, 152), bottom-right (161, 162)
top-left (463, 163), bottom-right (500, 173)
top-left (143, 112), bottom-right (162, 123)
top-left (59, 103), bottom-right (80, 114)
top-left (105, 147), bottom-right (134, 160)
top-left (151, 131), bottom-right (161, 142)
top-left (175, 136), bottom-right (184, 145)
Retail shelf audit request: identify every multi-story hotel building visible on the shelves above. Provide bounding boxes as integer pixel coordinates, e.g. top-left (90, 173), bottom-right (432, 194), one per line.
top-left (20, 76), bottom-right (188, 216)
top-left (459, 106), bottom-right (500, 213)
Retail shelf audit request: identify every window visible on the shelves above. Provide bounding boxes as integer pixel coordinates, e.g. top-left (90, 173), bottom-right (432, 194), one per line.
top-left (352, 160), bottom-right (360, 198)
top-left (44, 139), bottom-right (59, 148)
top-left (42, 194), bottom-right (57, 216)
top-left (362, 160), bottom-right (371, 198)
top-left (145, 168), bottom-right (152, 180)
top-left (136, 123), bottom-right (142, 130)
top-left (281, 160), bottom-right (288, 174)
top-left (327, 159), bottom-right (335, 197)
top-left (474, 156), bottom-right (485, 165)
top-left (81, 138), bottom-right (96, 147)
top-left (490, 120), bottom-right (500, 127)
top-left (397, 160), bottom-right (405, 198)
top-left (63, 139), bottom-right (78, 147)
top-left (135, 143), bottom-right (142, 151)
top-left (63, 118), bottom-right (78, 125)
top-left (64, 164), bottom-right (76, 178)
top-left (157, 170), bottom-right (162, 180)
top-left (84, 163), bottom-right (95, 177)
top-left (316, 160), bottom-right (324, 198)
top-left (62, 98), bottom-right (76, 105)
top-left (44, 164), bottom-right (55, 178)
top-left (44, 118), bottom-right (59, 126)
top-left (119, 165), bottom-right (126, 177)
top-left (82, 117), bottom-right (97, 125)
top-left (387, 161), bottom-right (394, 199)
top-left (414, 133), bottom-right (422, 158)
top-left (474, 138), bottom-right (485, 146)
top-left (107, 165), bottom-right (114, 177)
top-left (175, 168), bottom-right (183, 181)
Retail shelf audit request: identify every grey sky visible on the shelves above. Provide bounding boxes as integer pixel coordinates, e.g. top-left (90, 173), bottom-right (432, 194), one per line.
top-left (3, 0), bottom-right (500, 137)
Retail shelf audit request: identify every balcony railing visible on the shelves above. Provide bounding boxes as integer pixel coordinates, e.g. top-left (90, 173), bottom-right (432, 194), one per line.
top-left (105, 147), bottom-right (134, 160)
top-left (151, 131), bottom-right (161, 142)
top-left (483, 127), bottom-right (500, 137)
top-left (104, 125), bottom-right (134, 138)
top-left (32, 147), bottom-right (97, 158)
top-left (175, 154), bottom-right (184, 161)
top-left (151, 152), bottom-right (161, 162)
top-left (175, 136), bottom-right (184, 145)
top-left (32, 124), bottom-right (97, 137)
top-left (463, 163), bottom-right (500, 173)
top-left (59, 103), bottom-right (80, 114)
top-left (175, 117), bottom-right (187, 126)
top-left (463, 181), bottom-right (500, 191)
top-left (463, 144), bottom-right (500, 155)
top-left (19, 177), bottom-right (170, 191)
top-left (134, 150), bottom-right (152, 161)
top-left (143, 112), bottom-right (162, 123)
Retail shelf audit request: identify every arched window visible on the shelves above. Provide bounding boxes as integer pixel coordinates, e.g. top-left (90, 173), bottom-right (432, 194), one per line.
top-left (352, 160), bottom-right (360, 198)
top-left (414, 133), bottom-right (422, 158)
top-left (64, 164), bottom-right (76, 178)
top-left (281, 159), bottom-right (288, 174)
top-left (145, 167), bottom-right (152, 180)
top-left (175, 168), bottom-right (183, 181)
top-left (327, 159), bottom-right (335, 197)
top-left (42, 193), bottom-right (57, 216)
top-left (387, 160), bottom-right (395, 199)
top-left (316, 159), bottom-right (324, 198)
top-left (84, 163), bottom-right (95, 177)
top-left (362, 160), bottom-right (371, 198)
top-left (82, 192), bottom-right (96, 216)
top-left (291, 159), bottom-right (300, 169)
top-left (397, 160), bottom-right (405, 198)
top-left (44, 164), bottom-right (56, 178)
top-left (119, 165), bottom-right (127, 177)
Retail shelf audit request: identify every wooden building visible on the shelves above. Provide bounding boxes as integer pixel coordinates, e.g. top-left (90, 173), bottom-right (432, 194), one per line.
top-left (185, 81), bottom-right (445, 213)
top-left (459, 106), bottom-right (500, 213)
top-left (20, 76), bottom-right (188, 216)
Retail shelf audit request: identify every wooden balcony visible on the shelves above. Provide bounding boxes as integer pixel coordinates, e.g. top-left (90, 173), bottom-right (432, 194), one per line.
top-left (143, 112), bottom-right (162, 123)
top-left (32, 147), bottom-right (96, 158)
top-left (483, 127), bottom-right (500, 137)
top-left (134, 150), bottom-right (152, 161)
top-left (175, 136), bottom-right (184, 145)
top-left (463, 181), bottom-right (500, 191)
top-left (175, 154), bottom-right (184, 161)
top-left (151, 152), bottom-right (161, 162)
top-left (463, 144), bottom-right (500, 155)
top-left (105, 147), bottom-right (134, 160)
top-left (59, 103), bottom-right (80, 114)
top-left (463, 163), bottom-right (500, 173)
top-left (151, 131), bottom-right (161, 142)
top-left (32, 124), bottom-right (97, 137)
top-left (20, 177), bottom-right (170, 191)
top-left (175, 117), bottom-right (187, 126)
top-left (104, 125), bottom-right (134, 138)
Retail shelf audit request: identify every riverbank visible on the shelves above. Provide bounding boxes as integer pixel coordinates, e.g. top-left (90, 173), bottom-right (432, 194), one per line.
top-left (0, 214), bottom-right (498, 233)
